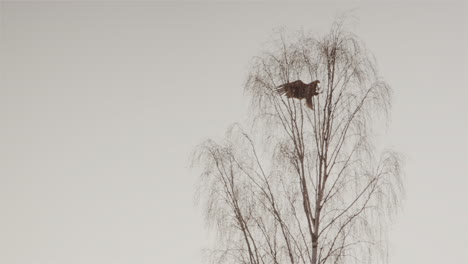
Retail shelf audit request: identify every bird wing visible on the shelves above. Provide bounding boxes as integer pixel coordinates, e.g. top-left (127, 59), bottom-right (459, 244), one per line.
top-left (276, 80), bottom-right (306, 98)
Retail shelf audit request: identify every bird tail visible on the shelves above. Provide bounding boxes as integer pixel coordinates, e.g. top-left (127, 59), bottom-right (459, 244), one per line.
top-left (306, 97), bottom-right (314, 110)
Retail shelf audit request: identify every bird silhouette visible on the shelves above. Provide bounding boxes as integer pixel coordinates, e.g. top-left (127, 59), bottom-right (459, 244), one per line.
top-left (276, 80), bottom-right (321, 109)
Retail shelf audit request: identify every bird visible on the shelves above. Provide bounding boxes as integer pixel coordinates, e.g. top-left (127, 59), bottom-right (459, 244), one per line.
top-left (275, 80), bottom-right (321, 110)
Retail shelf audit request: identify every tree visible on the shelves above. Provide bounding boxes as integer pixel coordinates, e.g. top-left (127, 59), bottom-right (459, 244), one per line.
top-left (193, 21), bottom-right (404, 264)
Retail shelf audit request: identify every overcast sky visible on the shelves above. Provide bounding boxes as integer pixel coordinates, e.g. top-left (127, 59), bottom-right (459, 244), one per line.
top-left (1, 1), bottom-right (467, 264)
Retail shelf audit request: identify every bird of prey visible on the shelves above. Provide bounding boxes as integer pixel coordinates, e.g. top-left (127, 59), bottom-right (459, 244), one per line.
top-left (276, 80), bottom-right (321, 110)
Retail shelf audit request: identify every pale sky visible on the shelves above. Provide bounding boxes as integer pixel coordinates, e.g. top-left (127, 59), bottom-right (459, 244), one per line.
top-left (0, 1), bottom-right (467, 264)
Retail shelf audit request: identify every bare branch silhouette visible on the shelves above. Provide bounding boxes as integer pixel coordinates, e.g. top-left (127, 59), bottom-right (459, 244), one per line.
top-left (193, 21), bottom-right (404, 264)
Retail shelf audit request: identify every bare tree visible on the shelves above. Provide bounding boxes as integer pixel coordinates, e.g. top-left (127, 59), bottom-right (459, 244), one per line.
top-left (193, 21), bottom-right (404, 264)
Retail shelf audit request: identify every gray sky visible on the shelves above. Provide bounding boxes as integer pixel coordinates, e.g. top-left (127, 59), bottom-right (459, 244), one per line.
top-left (1, 1), bottom-right (467, 264)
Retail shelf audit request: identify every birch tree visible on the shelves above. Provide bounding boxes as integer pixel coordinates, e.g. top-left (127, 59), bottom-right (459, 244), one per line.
top-left (193, 21), bottom-right (404, 264)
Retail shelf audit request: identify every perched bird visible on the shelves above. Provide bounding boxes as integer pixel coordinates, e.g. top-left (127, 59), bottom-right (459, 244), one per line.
top-left (276, 80), bottom-right (321, 110)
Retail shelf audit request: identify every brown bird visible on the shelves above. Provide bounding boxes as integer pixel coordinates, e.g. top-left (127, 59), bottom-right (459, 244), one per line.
top-left (276, 80), bottom-right (321, 109)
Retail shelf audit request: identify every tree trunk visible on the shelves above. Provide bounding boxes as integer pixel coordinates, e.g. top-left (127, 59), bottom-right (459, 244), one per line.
top-left (311, 238), bottom-right (318, 264)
